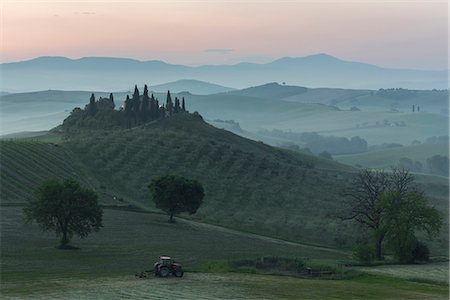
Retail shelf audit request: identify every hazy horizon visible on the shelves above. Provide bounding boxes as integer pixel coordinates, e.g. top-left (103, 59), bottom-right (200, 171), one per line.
top-left (2, 1), bottom-right (448, 70)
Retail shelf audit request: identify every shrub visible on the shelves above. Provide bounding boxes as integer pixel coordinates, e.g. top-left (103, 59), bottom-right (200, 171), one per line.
top-left (352, 244), bottom-right (375, 265)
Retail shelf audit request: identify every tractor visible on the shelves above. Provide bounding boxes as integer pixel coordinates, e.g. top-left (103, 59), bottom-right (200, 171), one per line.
top-left (154, 256), bottom-right (184, 277)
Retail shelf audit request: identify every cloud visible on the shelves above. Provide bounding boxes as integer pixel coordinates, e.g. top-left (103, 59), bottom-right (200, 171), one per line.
top-left (74, 11), bottom-right (96, 16)
top-left (205, 48), bottom-right (234, 55)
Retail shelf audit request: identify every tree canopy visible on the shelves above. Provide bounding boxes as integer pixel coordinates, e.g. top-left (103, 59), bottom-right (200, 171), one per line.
top-left (23, 179), bottom-right (103, 248)
top-left (148, 174), bottom-right (204, 222)
top-left (343, 168), bottom-right (442, 263)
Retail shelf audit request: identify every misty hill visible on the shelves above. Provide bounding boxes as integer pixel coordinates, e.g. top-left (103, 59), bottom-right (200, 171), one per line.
top-left (229, 83), bottom-right (448, 113)
top-left (1, 54), bottom-right (447, 92)
top-left (2, 84), bottom-right (448, 146)
top-left (227, 82), bottom-right (307, 99)
top-left (2, 102), bottom-right (448, 252)
top-left (150, 79), bottom-right (235, 95)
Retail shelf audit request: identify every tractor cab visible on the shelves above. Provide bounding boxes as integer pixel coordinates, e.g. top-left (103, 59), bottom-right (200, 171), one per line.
top-left (159, 256), bottom-right (173, 266)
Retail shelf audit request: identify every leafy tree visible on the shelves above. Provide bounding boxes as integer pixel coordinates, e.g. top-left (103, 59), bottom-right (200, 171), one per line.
top-left (182, 97), bottom-right (186, 111)
top-left (382, 190), bottom-right (442, 263)
top-left (148, 174), bottom-right (204, 222)
top-left (343, 168), bottom-right (442, 262)
top-left (23, 179), bottom-right (103, 248)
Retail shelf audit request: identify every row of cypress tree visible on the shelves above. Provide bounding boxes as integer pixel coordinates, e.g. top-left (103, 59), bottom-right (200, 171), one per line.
top-left (86, 85), bottom-right (187, 129)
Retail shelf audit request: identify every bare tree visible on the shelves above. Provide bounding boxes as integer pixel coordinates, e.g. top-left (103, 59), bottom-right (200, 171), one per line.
top-left (342, 168), bottom-right (418, 260)
top-left (342, 169), bottom-right (389, 260)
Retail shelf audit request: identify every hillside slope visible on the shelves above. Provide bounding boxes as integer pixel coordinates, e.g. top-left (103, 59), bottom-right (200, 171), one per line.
top-left (0, 141), bottom-right (123, 206)
top-left (1, 114), bottom-right (447, 252)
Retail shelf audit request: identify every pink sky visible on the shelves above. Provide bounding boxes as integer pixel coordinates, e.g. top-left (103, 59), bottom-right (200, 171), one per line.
top-left (1, 0), bottom-right (448, 70)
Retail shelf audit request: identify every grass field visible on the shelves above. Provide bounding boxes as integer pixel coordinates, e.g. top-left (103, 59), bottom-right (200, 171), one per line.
top-left (3, 272), bottom-right (449, 300)
top-left (0, 207), bottom-right (348, 282)
top-left (355, 262), bottom-right (449, 284)
top-left (1, 207), bottom-right (448, 299)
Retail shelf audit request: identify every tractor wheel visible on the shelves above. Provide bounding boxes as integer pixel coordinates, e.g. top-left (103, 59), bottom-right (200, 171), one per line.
top-left (159, 267), bottom-right (170, 277)
top-left (174, 269), bottom-right (184, 278)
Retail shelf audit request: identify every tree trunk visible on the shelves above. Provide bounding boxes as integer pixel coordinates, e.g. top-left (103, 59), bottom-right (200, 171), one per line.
top-left (169, 212), bottom-right (174, 223)
top-left (61, 229), bottom-right (69, 247)
top-left (374, 232), bottom-right (385, 260)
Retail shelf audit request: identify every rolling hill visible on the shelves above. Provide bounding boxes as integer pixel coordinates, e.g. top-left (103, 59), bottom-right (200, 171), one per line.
top-left (2, 54), bottom-right (447, 92)
top-left (2, 83), bottom-right (448, 148)
top-left (1, 113), bottom-right (448, 254)
top-left (335, 144), bottom-right (449, 170)
top-left (150, 79), bottom-right (235, 95)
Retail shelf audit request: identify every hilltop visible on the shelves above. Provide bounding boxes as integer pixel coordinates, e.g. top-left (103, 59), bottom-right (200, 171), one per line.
top-left (150, 79), bottom-right (235, 95)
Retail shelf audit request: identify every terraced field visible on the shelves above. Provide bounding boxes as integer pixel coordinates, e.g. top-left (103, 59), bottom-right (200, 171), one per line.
top-left (0, 141), bottom-right (120, 206)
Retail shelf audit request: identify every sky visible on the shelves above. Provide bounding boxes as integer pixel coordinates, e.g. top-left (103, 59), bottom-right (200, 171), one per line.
top-left (1, 0), bottom-right (448, 70)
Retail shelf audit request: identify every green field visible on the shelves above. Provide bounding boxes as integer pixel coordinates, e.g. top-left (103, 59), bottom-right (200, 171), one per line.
top-left (1, 207), bottom-right (448, 299)
top-left (4, 273), bottom-right (449, 300)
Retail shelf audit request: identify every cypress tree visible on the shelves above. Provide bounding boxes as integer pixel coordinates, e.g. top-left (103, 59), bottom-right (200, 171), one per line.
top-left (149, 94), bottom-right (155, 120)
top-left (132, 85), bottom-right (140, 113)
top-left (88, 93), bottom-right (97, 116)
top-left (166, 90), bottom-right (173, 116)
top-left (109, 93), bottom-right (115, 109)
top-left (174, 97), bottom-right (180, 113)
top-left (131, 85), bottom-right (140, 125)
top-left (182, 97), bottom-right (186, 112)
top-left (124, 95), bottom-right (132, 128)
top-left (141, 85), bottom-right (150, 122)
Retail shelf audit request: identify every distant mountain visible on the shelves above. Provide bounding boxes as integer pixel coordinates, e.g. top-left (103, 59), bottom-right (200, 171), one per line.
top-left (150, 79), bottom-right (235, 95)
top-left (1, 54), bottom-right (447, 92)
